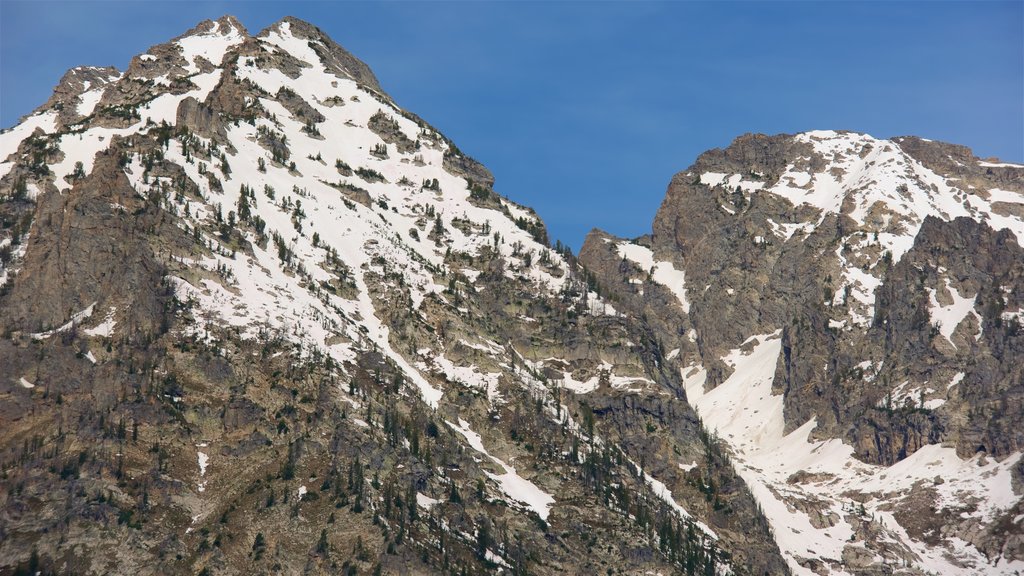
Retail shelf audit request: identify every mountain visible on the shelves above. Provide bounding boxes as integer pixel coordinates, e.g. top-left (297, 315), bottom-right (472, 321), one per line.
top-left (0, 15), bottom-right (783, 576)
top-left (580, 131), bottom-right (1024, 574)
top-left (0, 14), bottom-right (1020, 576)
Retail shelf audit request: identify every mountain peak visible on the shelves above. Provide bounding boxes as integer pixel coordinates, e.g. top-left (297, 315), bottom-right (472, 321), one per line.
top-left (29, 65), bottom-right (121, 126)
top-left (175, 14), bottom-right (248, 40)
top-left (258, 15), bottom-right (383, 94)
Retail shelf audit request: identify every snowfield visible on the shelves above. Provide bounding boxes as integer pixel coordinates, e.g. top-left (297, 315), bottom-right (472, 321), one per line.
top-left (685, 333), bottom-right (1023, 575)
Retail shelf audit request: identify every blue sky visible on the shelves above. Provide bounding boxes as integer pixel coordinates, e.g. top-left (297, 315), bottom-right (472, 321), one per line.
top-left (2, 1), bottom-right (1021, 250)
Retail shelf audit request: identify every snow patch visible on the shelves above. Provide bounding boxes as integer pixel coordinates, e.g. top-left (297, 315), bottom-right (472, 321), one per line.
top-left (31, 302), bottom-right (96, 340)
top-left (78, 88), bottom-right (105, 117)
top-left (84, 307), bottom-right (117, 337)
top-left (617, 242), bottom-right (690, 312)
top-left (196, 444), bottom-right (209, 493)
top-left (416, 492), bottom-right (439, 509)
top-left (927, 279), bottom-right (978, 346)
top-left (448, 418), bottom-right (555, 520)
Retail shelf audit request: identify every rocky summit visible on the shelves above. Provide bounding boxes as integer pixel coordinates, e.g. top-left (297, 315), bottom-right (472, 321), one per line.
top-left (0, 15), bottom-right (1020, 576)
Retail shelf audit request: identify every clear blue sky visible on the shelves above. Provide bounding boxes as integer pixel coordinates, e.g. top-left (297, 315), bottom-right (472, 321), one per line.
top-left (2, 1), bottom-right (1021, 250)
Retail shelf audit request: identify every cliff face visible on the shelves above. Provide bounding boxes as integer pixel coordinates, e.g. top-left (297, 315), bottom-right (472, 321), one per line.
top-left (0, 15), bottom-right (788, 576)
top-left (580, 131), bottom-right (1024, 574)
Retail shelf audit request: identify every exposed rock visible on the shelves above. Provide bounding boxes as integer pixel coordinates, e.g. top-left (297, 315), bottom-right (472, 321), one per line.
top-left (368, 110), bottom-right (417, 154)
top-left (32, 66), bottom-right (121, 130)
top-left (258, 16), bottom-right (383, 94)
top-left (175, 96), bottom-right (225, 140)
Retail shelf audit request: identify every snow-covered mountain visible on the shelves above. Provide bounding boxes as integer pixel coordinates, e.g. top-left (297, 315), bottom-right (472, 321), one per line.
top-left (0, 15), bottom-right (784, 576)
top-left (581, 130), bottom-right (1024, 574)
top-left (0, 14), bottom-right (1021, 576)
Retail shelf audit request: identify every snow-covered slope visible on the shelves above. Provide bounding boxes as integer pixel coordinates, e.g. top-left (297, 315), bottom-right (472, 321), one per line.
top-left (697, 130), bottom-right (1024, 328)
top-left (686, 333), bottom-right (1022, 575)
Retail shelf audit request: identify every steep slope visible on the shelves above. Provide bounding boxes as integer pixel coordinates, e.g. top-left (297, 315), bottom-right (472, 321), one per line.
top-left (0, 15), bottom-right (788, 576)
top-left (581, 131), bottom-right (1024, 574)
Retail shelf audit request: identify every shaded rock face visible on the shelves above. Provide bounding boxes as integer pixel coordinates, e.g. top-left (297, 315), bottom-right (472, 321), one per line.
top-left (175, 96), bottom-right (225, 140)
top-left (0, 143), bottom-right (183, 339)
top-left (0, 14), bottom-right (788, 576)
top-left (863, 216), bottom-right (1024, 461)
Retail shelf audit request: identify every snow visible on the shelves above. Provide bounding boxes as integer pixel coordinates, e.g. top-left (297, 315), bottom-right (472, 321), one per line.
top-left (557, 368), bottom-right (601, 394)
top-left (11, 28), bottom-right (1019, 573)
top-left (979, 161), bottom-right (1024, 168)
top-left (175, 18), bottom-right (244, 74)
top-left (698, 131), bottom-right (1024, 334)
top-left (551, 360), bottom-right (652, 394)
top-left (616, 242), bottom-right (690, 312)
top-left (84, 351), bottom-right (97, 364)
top-left (197, 444), bottom-right (209, 492)
top-left (30, 302), bottom-right (96, 339)
top-left (448, 418), bottom-right (555, 520)
top-left (131, 27), bottom-right (582, 413)
top-left (635, 462), bottom-right (718, 539)
top-left (297, 485), bottom-right (307, 499)
top-left (700, 172), bottom-right (728, 187)
top-left (425, 353), bottom-right (502, 402)
top-left (988, 187), bottom-right (1024, 205)
top-left (948, 372), bottom-right (965, 389)
top-left (0, 111), bottom-right (58, 178)
top-left (686, 332), bottom-right (1024, 575)
top-left (883, 380), bottom-right (942, 410)
top-left (927, 279), bottom-right (978, 346)
top-left (19, 377), bottom-right (34, 389)
top-left (77, 88), bottom-right (105, 117)
top-left (457, 338), bottom-right (503, 355)
top-left (0, 21), bottom-right (583, 424)
top-left (704, 132), bottom-right (1024, 317)
top-left (49, 128), bottom-right (130, 190)
top-left (416, 492), bottom-right (439, 509)
top-left (84, 307), bottom-right (117, 337)
top-left (484, 549), bottom-right (511, 568)
top-left (261, 21), bottom-right (326, 77)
